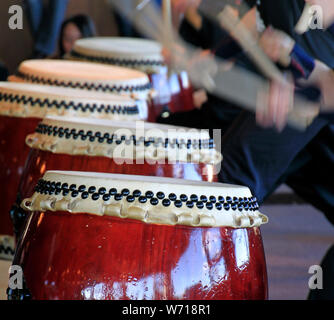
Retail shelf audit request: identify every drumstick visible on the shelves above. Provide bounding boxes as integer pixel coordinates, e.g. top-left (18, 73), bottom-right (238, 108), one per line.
top-left (200, 0), bottom-right (295, 67)
top-left (162, 0), bottom-right (173, 33)
top-left (113, 0), bottom-right (165, 43)
top-left (295, 3), bottom-right (312, 34)
top-left (162, 0), bottom-right (176, 77)
top-left (135, 0), bottom-right (151, 10)
top-left (218, 5), bottom-right (283, 81)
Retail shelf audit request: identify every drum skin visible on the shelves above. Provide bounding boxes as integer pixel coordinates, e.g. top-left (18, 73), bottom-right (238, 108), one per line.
top-left (0, 116), bottom-right (40, 237)
top-left (18, 149), bottom-right (217, 203)
top-left (13, 211), bottom-right (268, 300)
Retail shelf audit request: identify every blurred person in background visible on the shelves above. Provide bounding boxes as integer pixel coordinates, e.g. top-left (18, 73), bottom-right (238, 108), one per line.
top-left (0, 60), bottom-right (9, 81)
top-left (109, 0), bottom-right (162, 38)
top-left (58, 14), bottom-right (97, 58)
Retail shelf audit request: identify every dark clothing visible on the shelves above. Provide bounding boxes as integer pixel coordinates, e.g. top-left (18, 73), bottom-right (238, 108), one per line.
top-left (254, 0), bottom-right (334, 69)
top-left (286, 126), bottom-right (334, 225)
top-left (113, 11), bottom-right (143, 38)
top-left (113, 0), bottom-right (162, 38)
top-left (0, 62), bottom-right (8, 81)
top-left (218, 110), bottom-right (328, 204)
top-left (23, 0), bottom-right (68, 56)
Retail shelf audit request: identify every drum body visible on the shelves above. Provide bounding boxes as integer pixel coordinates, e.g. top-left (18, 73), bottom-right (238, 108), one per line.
top-left (13, 211), bottom-right (268, 300)
top-left (148, 73), bottom-right (171, 122)
top-left (168, 71), bottom-right (194, 113)
top-left (147, 71), bottom-right (194, 122)
top-left (0, 115), bottom-right (40, 241)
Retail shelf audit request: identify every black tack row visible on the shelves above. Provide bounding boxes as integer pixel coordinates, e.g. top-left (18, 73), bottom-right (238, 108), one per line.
top-left (35, 124), bottom-right (215, 149)
top-left (34, 179), bottom-right (260, 212)
top-left (0, 93), bottom-right (139, 115)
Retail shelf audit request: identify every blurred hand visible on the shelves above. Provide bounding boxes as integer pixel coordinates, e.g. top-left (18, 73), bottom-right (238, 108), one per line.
top-left (171, 0), bottom-right (202, 15)
top-left (318, 70), bottom-right (334, 112)
top-left (256, 77), bottom-right (295, 132)
top-left (299, 59), bottom-right (334, 112)
top-left (171, 0), bottom-right (202, 29)
top-left (161, 43), bottom-right (187, 68)
top-left (193, 89), bottom-right (208, 109)
top-left (259, 26), bottom-right (295, 66)
top-left (186, 49), bottom-right (220, 90)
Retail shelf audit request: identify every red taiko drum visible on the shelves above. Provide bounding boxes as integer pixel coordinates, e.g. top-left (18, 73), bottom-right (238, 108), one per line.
top-left (0, 81), bottom-right (146, 260)
top-left (10, 171), bottom-right (268, 300)
top-left (69, 37), bottom-right (195, 121)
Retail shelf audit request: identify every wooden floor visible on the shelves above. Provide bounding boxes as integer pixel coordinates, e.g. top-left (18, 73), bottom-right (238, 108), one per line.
top-left (261, 203), bottom-right (333, 300)
top-left (0, 202), bottom-right (333, 300)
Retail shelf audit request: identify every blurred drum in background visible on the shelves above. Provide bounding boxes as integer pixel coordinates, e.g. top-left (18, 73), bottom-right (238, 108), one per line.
top-left (69, 37), bottom-right (195, 121)
top-left (9, 59), bottom-right (152, 120)
top-left (0, 81), bottom-right (144, 260)
top-left (11, 171), bottom-right (268, 300)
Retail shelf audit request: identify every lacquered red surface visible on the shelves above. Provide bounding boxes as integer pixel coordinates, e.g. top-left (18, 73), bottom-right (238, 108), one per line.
top-left (18, 149), bottom-right (217, 203)
top-left (169, 72), bottom-right (195, 113)
top-left (14, 211), bottom-right (268, 300)
top-left (0, 115), bottom-right (40, 237)
top-left (148, 72), bottom-right (194, 122)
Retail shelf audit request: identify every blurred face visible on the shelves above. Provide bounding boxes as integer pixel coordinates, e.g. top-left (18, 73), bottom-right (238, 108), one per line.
top-left (62, 22), bottom-right (82, 54)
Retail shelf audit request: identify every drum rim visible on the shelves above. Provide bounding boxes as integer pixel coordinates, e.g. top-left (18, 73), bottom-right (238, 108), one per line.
top-left (21, 170), bottom-right (268, 228)
top-left (26, 118), bottom-right (222, 165)
top-left (69, 37), bottom-right (165, 74)
top-left (0, 82), bottom-right (146, 119)
top-left (74, 37), bottom-right (163, 55)
top-left (0, 81), bottom-right (138, 102)
top-left (15, 59), bottom-right (152, 95)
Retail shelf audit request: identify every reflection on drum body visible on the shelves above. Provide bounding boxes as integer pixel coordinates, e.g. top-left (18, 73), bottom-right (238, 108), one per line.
top-left (0, 116), bottom-right (39, 248)
top-left (11, 171), bottom-right (268, 300)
